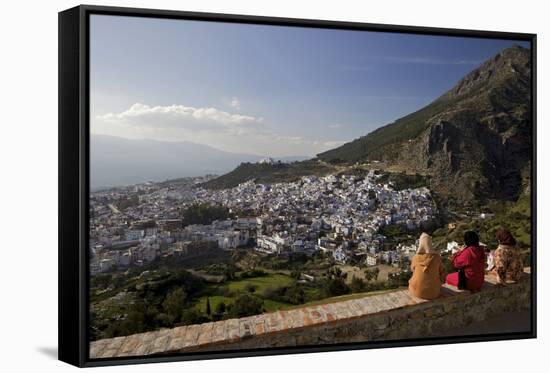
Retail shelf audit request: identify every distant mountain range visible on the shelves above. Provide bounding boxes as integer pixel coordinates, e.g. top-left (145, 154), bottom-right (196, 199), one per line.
top-left (90, 134), bottom-right (308, 189)
top-left (317, 45), bottom-right (532, 203)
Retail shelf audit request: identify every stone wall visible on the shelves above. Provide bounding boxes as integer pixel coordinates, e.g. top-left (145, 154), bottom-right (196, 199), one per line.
top-left (90, 270), bottom-right (531, 359)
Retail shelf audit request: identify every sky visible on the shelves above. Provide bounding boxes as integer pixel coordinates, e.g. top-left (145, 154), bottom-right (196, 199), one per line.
top-left (90, 15), bottom-right (530, 157)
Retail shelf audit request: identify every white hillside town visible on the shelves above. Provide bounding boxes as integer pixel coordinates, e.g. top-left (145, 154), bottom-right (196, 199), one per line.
top-left (89, 169), bottom-right (438, 275)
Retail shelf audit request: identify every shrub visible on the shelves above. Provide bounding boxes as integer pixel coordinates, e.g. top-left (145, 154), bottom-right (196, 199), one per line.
top-left (239, 269), bottom-right (267, 278)
top-left (323, 267), bottom-right (350, 297)
top-left (162, 288), bottom-right (187, 323)
top-left (244, 284), bottom-right (257, 293)
top-left (181, 308), bottom-right (206, 325)
top-left (228, 294), bottom-right (264, 318)
top-left (350, 275), bottom-right (367, 293)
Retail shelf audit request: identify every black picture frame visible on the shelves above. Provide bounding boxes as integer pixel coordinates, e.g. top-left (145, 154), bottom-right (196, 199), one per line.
top-left (59, 4), bottom-right (537, 368)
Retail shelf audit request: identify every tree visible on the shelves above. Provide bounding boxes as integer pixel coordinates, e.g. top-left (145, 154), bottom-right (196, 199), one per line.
top-left (290, 270), bottom-right (301, 279)
top-left (388, 269), bottom-right (412, 287)
top-left (244, 284), bottom-right (257, 293)
top-left (181, 203), bottom-right (231, 226)
top-left (364, 267), bottom-right (379, 282)
top-left (285, 284), bottom-right (305, 304)
top-left (350, 275), bottom-right (367, 293)
top-left (228, 294), bottom-right (264, 318)
top-left (162, 288), bottom-right (187, 323)
top-left (328, 266), bottom-right (346, 279)
top-left (116, 194), bottom-right (140, 210)
top-left (103, 306), bottom-right (147, 338)
top-left (368, 189), bottom-right (377, 200)
top-left (205, 297), bottom-right (211, 316)
top-left (212, 301), bottom-right (226, 321)
top-left (324, 267), bottom-right (350, 297)
top-left (223, 266), bottom-right (236, 282)
top-left (241, 254), bottom-right (261, 270)
top-left (181, 308), bottom-right (205, 325)
top-left (215, 301), bottom-right (226, 314)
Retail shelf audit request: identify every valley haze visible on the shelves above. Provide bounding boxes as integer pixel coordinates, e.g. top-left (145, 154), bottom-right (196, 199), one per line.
top-left (90, 134), bottom-right (308, 189)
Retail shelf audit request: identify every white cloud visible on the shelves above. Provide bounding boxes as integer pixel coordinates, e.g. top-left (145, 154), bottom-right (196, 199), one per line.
top-left (93, 102), bottom-right (347, 157)
top-left (272, 135), bottom-right (345, 151)
top-left (229, 97), bottom-right (241, 110)
top-left (97, 103), bottom-right (264, 136)
top-left (318, 140), bottom-right (346, 148)
top-left (328, 123), bottom-right (342, 129)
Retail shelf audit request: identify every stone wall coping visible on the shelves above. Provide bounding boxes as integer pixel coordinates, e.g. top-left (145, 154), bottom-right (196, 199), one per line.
top-left (90, 268), bottom-right (530, 359)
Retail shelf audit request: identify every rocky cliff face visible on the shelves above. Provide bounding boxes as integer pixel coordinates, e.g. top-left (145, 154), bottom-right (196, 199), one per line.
top-left (318, 45), bottom-right (532, 204)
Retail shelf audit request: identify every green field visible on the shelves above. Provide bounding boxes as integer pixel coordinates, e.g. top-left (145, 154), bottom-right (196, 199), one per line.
top-left (227, 273), bottom-right (293, 292)
top-left (193, 283), bottom-right (400, 315)
top-left (192, 273), bottom-right (295, 313)
top-left (192, 272), bottom-right (400, 315)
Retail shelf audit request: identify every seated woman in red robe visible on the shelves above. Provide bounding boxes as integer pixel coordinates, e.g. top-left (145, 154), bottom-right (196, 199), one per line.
top-left (446, 231), bottom-right (486, 291)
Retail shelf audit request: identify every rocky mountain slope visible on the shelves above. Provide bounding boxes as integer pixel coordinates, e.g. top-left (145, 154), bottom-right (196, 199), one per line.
top-left (318, 45), bottom-right (532, 204)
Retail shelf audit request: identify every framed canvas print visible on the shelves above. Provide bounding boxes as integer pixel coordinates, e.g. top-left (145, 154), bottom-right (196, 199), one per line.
top-left (58, 5), bottom-right (537, 367)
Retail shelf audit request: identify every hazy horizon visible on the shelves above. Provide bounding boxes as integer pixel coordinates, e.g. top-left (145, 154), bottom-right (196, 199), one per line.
top-left (90, 134), bottom-right (312, 189)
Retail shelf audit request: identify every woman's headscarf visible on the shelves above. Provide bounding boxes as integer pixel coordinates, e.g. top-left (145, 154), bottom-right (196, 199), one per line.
top-left (496, 228), bottom-right (516, 246)
top-left (416, 232), bottom-right (437, 254)
top-left (464, 231), bottom-right (480, 247)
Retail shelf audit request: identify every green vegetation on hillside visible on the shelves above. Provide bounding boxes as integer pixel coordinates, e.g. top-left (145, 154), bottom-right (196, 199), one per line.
top-left (377, 171), bottom-right (430, 190)
top-left (201, 159), bottom-right (334, 190)
top-left (181, 203), bottom-right (233, 225)
top-left (318, 98), bottom-right (452, 163)
top-left (115, 195), bottom-right (140, 210)
top-left (89, 269), bottom-right (206, 340)
top-left (432, 193), bottom-right (532, 251)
